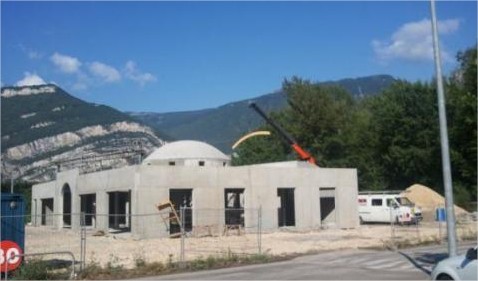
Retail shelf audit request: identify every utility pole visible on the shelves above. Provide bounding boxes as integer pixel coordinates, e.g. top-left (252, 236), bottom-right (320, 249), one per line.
top-left (430, 0), bottom-right (457, 257)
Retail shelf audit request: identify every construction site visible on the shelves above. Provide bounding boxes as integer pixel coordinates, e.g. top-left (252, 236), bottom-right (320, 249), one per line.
top-left (25, 104), bottom-right (476, 272)
top-left (31, 139), bottom-right (359, 238)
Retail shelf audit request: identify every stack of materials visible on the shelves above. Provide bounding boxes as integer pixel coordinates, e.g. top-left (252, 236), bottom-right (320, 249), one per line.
top-left (400, 184), bottom-right (468, 221)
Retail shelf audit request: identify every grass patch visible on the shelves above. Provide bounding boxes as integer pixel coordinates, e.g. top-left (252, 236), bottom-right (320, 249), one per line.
top-left (76, 252), bottom-right (276, 280)
top-left (9, 259), bottom-right (72, 280)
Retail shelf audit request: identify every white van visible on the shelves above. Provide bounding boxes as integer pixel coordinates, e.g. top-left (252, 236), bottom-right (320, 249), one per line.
top-left (358, 191), bottom-right (422, 224)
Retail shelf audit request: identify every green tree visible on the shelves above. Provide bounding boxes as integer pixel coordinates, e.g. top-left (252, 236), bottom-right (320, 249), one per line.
top-left (367, 81), bottom-right (441, 190)
top-left (446, 46), bottom-right (477, 202)
top-left (232, 77), bottom-right (355, 167)
top-left (341, 99), bottom-right (387, 190)
top-left (282, 77), bottom-right (355, 167)
top-left (232, 47), bottom-right (476, 206)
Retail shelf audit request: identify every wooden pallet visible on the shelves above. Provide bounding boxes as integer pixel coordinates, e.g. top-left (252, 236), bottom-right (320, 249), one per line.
top-left (156, 200), bottom-right (182, 237)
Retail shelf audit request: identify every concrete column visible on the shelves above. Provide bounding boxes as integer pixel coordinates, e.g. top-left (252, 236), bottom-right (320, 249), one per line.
top-left (95, 191), bottom-right (109, 232)
top-left (54, 192), bottom-right (62, 229)
top-left (32, 199), bottom-right (39, 226)
top-left (114, 192), bottom-right (120, 228)
top-left (71, 194), bottom-right (81, 231)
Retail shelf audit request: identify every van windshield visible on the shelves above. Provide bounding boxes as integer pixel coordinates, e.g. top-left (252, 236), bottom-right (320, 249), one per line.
top-left (395, 197), bottom-right (414, 206)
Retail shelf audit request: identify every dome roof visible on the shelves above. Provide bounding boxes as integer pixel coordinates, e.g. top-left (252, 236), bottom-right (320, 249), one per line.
top-left (143, 140), bottom-right (230, 164)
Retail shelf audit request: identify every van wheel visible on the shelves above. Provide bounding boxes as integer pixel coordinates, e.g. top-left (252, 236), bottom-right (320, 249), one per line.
top-left (359, 216), bottom-right (364, 225)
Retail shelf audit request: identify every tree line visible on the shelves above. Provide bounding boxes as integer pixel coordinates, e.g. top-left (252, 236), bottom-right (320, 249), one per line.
top-left (232, 47), bottom-right (477, 207)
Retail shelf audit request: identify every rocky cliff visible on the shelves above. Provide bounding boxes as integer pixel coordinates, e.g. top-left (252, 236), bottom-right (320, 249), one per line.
top-left (1, 84), bottom-right (165, 182)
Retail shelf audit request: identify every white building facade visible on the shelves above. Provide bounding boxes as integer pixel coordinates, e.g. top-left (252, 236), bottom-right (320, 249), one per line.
top-left (31, 140), bottom-right (359, 238)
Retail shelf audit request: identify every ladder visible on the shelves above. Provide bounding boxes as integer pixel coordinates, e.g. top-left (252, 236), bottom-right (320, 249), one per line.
top-left (156, 200), bottom-right (182, 237)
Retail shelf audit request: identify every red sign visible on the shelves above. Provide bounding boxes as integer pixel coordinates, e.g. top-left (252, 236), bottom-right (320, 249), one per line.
top-left (0, 240), bottom-right (23, 272)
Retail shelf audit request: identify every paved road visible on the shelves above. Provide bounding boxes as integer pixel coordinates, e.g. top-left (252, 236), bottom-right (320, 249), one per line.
top-left (143, 241), bottom-right (476, 280)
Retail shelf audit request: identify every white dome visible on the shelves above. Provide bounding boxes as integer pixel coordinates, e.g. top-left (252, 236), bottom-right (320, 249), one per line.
top-left (143, 140), bottom-right (230, 166)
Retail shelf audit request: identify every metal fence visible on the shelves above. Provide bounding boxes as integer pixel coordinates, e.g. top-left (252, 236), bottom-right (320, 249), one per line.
top-left (1, 206), bottom-right (476, 279)
top-left (178, 207), bottom-right (262, 259)
top-left (1, 207), bottom-right (263, 278)
top-left (386, 206), bottom-right (477, 248)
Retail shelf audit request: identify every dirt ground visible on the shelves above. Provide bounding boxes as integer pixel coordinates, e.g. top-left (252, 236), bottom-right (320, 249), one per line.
top-left (25, 220), bottom-right (477, 269)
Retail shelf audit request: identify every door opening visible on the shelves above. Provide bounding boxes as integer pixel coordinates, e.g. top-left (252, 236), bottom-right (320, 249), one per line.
top-left (224, 188), bottom-right (244, 227)
top-left (277, 188), bottom-right (295, 227)
top-left (319, 188), bottom-right (336, 225)
top-left (169, 189), bottom-right (193, 235)
top-left (80, 193), bottom-right (96, 227)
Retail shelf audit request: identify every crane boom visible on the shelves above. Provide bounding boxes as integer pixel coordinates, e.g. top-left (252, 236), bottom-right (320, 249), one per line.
top-left (249, 102), bottom-right (316, 165)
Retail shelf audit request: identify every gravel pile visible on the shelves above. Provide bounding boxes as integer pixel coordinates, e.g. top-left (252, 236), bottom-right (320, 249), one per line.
top-left (401, 184), bottom-right (468, 221)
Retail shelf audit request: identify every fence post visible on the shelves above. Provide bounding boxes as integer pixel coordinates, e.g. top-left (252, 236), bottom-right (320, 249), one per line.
top-left (4, 256), bottom-right (8, 281)
top-left (415, 216), bottom-right (420, 240)
top-left (258, 206), bottom-right (262, 255)
top-left (390, 206), bottom-right (395, 249)
top-left (180, 207), bottom-right (185, 267)
top-left (437, 205), bottom-right (443, 244)
top-left (80, 212), bottom-right (86, 271)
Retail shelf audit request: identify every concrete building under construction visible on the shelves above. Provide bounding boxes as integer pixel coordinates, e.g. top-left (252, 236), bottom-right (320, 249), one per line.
top-left (31, 140), bottom-right (359, 238)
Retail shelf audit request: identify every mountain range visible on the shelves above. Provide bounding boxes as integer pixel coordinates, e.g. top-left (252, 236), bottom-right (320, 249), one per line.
top-left (130, 74), bottom-right (396, 152)
top-left (1, 74), bottom-right (396, 182)
top-left (1, 84), bottom-right (165, 182)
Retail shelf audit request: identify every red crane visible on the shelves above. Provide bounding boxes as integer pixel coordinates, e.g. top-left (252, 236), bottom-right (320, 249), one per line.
top-left (249, 102), bottom-right (317, 165)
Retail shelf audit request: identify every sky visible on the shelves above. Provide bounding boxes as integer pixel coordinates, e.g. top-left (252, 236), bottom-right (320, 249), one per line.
top-left (1, 1), bottom-right (477, 113)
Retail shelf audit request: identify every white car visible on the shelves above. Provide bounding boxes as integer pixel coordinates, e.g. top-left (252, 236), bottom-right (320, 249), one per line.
top-left (431, 247), bottom-right (477, 280)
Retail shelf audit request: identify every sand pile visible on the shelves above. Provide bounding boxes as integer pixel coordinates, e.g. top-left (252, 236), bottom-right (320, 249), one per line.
top-left (400, 184), bottom-right (468, 220)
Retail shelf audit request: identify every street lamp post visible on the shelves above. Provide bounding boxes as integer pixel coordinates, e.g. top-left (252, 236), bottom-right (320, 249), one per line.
top-left (430, 0), bottom-right (457, 257)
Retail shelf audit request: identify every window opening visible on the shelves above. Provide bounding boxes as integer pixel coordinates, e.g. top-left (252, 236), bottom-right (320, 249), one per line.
top-left (108, 191), bottom-right (131, 232)
top-left (224, 188), bottom-right (245, 227)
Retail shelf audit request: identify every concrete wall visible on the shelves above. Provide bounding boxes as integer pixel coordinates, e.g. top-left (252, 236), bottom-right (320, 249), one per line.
top-left (32, 181), bottom-right (56, 227)
top-left (32, 162), bottom-right (359, 238)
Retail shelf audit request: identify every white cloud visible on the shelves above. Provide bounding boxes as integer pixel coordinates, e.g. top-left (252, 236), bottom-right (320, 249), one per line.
top-left (16, 72), bottom-right (47, 86)
top-left (372, 18), bottom-right (460, 62)
top-left (124, 60), bottom-right (157, 86)
top-left (50, 52), bottom-right (82, 73)
top-left (18, 44), bottom-right (43, 59)
top-left (89, 62), bottom-right (121, 82)
top-left (28, 50), bottom-right (42, 59)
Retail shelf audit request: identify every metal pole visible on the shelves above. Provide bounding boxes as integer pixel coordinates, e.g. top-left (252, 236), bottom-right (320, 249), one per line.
top-left (390, 206), bottom-right (395, 248)
top-left (438, 211), bottom-right (442, 243)
top-left (180, 207), bottom-right (185, 266)
top-left (430, 0), bottom-right (457, 257)
top-left (415, 215), bottom-right (420, 240)
top-left (258, 206), bottom-right (262, 255)
top-left (80, 212), bottom-right (86, 271)
top-left (10, 176), bottom-right (13, 194)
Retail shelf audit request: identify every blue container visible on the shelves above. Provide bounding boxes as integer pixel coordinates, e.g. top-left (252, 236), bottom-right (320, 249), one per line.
top-left (1, 193), bottom-right (26, 252)
top-left (435, 207), bottom-right (446, 222)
